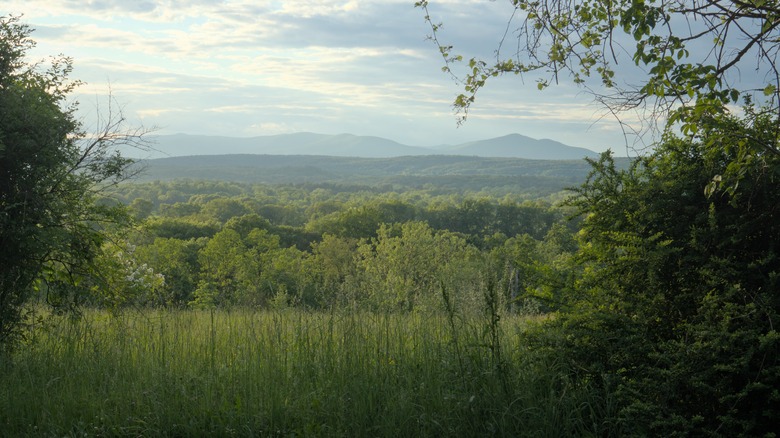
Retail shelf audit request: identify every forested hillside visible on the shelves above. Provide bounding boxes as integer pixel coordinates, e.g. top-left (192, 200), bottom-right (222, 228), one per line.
top-left (133, 154), bottom-right (626, 198)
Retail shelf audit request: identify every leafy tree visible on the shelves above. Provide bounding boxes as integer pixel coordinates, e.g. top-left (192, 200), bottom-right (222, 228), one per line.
top-left (306, 205), bottom-right (384, 239)
top-left (190, 226), bottom-right (311, 308)
top-left (254, 203), bottom-right (306, 227)
top-left (452, 198), bottom-right (495, 236)
top-left (425, 198), bottom-right (558, 247)
top-left (418, 3), bottom-right (780, 433)
top-left (306, 200), bottom-right (345, 220)
top-left (135, 237), bottom-right (200, 306)
top-left (417, 0), bottom-right (780, 143)
top-left (545, 107), bottom-right (780, 435)
top-left (128, 198), bottom-right (154, 220)
top-left (200, 198), bottom-right (251, 223)
top-left (373, 200), bottom-right (418, 224)
top-left (85, 240), bottom-right (165, 309)
top-left (144, 217), bottom-right (220, 240)
top-left (272, 225), bottom-right (321, 251)
top-left (485, 223), bottom-right (579, 315)
top-left (0, 16), bottom-right (147, 348)
top-left (223, 213), bottom-right (272, 237)
top-left (159, 201), bottom-right (201, 217)
top-left (309, 234), bottom-right (360, 307)
top-left (259, 245), bottom-right (311, 307)
top-left (191, 229), bottom-right (248, 307)
top-left (356, 221), bottom-right (481, 312)
top-left (490, 234), bottom-right (545, 313)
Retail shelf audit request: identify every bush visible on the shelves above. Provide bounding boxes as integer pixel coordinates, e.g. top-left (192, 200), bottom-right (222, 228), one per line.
top-left (539, 106), bottom-right (780, 436)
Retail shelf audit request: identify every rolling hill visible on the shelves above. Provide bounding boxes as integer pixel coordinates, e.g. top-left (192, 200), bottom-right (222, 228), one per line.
top-left (132, 154), bottom-right (630, 198)
top-left (441, 134), bottom-right (600, 159)
top-left (139, 132), bottom-right (602, 160)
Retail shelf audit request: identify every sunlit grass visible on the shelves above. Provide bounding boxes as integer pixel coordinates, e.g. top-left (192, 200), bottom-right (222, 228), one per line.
top-left (0, 308), bottom-right (601, 436)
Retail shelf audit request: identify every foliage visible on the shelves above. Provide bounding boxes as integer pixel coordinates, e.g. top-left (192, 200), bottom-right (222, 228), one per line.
top-left (143, 217), bottom-right (220, 240)
top-left (308, 234), bottom-right (360, 307)
top-left (134, 237), bottom-right (200, 306)
top-left (191, 228), bottom-right (252, 307)
top-left (355, 222), bottom-right (483, 312)
top-left (541, 108), bottom-right (780, 436)
top-left (188, 226), bottom-right (312, 309)
top-left (85, 241), bottom-right (165, 309)
top-left (417, 0), bottom-right (780, 142)
top-left (0, 16), bottom-right (146, 349)
top-left (93, 176), bottom-right (575, 314)
top-left (489, 224), bottom-right (579, 315)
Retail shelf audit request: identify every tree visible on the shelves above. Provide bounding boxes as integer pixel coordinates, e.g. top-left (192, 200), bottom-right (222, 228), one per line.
top-left (356, 221), bottom-right (482, 312)
top-left (306, 205), bottom-right (384, 239)
top-left (135, 237), bottom-right (200, 306)
top-left (489, 226), bottom-right (579, 314)
top-left (144, 217), bottom-right (220, 240)
top-left (191, 229), bottom-right (248, 307)
top-left (84, 240), bottom-right (165, 310)
top-left (200, 198), bottom-right (251, 223)
top-left (128, 198), bottom-right (154, 220)
top-left (546, 107), bottom-right (780, 435)
top-left (0, 16), bottom-right (148, 348)
top-left (417, 0), bottom-right (780, 147)
top-left (309, 234), bottom-right (360, 307)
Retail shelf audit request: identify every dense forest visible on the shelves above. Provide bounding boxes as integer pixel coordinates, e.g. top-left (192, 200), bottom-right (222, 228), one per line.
top-left (98, 179), bottom-right (577, 313)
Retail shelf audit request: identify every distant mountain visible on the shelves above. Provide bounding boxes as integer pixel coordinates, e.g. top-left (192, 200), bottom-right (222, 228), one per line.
top-left (442, 134), bottom-right (600, 160)
top-left (138, 132), bottom-right (599, 160)
top-left (141, 132), bottom-right (429, 158)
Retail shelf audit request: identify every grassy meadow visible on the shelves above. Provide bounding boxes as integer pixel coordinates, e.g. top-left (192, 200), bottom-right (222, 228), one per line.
top-left (0, 308), bottom-right (605, 436)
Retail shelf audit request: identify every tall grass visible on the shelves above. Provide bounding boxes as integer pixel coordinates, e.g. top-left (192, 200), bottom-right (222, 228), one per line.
top-left (0, 308), bottom-right (604, 436)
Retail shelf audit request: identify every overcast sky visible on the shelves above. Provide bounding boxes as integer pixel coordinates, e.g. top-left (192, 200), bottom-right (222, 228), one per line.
top-left (3, 0), bottom-right (634, 154)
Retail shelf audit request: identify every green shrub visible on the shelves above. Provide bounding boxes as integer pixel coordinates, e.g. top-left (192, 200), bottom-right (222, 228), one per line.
top-left (543, 106), bottom-right (780, 436)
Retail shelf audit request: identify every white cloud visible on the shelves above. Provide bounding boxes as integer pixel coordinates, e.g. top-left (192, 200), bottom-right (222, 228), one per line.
top-left (247, 122), bottom-right (294, 135)
top-left (136, 107), bottom-right (188, 118)
top-left (0, 0), bottom-right (630, 150)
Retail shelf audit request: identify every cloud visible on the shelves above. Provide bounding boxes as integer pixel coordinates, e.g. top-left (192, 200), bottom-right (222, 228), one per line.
top-left (136, 107), bottom-right (188, 118)
top-left (1, 0), bottom-right (631, 151)
top-left (247, 122), bottom-right (295, 135)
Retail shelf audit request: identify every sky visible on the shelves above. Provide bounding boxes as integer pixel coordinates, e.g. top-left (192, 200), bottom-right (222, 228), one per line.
top-left (3, 0), bottom-right (634, 154)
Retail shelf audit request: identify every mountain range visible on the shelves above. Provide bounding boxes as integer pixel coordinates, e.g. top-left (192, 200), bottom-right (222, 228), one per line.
top-left (137, 132), bottom-right (601, 160)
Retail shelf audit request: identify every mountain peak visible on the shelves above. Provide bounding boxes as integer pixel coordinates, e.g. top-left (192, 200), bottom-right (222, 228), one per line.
top-left (447, 134), bottom-right (599, 160)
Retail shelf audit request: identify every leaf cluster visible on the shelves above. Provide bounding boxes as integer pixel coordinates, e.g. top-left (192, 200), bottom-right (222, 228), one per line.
top-left (418, 0), bottom-right (780, 140)
top-left (538, 109), bottom-right (780, 435)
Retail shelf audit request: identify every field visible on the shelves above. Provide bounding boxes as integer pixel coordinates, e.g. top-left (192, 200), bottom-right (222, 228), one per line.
top-left (0, 309), bottom-right (602, 437)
